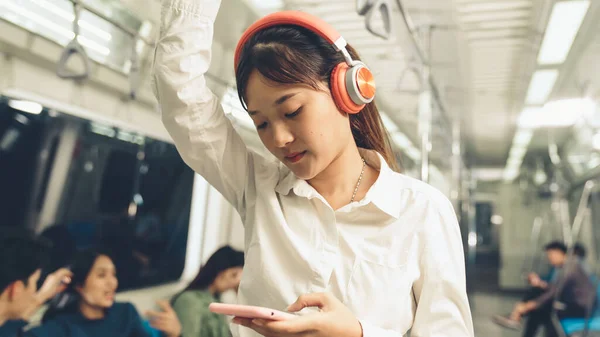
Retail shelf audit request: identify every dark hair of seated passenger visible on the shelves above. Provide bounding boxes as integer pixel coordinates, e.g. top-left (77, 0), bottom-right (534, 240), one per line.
top-left (0, 226), bottom-right (50, 291)
top-left (573, 243), bottom-right (586, 258)
top-left (42, 247), bottom-right (115, 322)
top-left (544, 241), bottom-right (567, 254)
top-left (174, 245), bottom-right (244, 300)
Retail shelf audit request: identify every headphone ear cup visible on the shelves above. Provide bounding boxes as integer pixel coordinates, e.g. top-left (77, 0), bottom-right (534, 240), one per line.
top-left (330, 63), bottom-right (364, 114)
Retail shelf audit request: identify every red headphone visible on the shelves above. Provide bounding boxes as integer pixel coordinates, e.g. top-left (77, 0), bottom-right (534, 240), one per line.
top-left (234, 11), bottom-right (376, 114)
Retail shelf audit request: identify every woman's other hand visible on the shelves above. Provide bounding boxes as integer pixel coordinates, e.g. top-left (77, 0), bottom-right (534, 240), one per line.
top-left (233, 292), bottom-right (363, 337)
top-left (147, 300), bottom-right (182, 337)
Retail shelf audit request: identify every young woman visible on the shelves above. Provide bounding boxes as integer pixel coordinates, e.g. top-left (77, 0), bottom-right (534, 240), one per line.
top-left (172, 246), bottom-right (244, 337)
top-left (153, 1), bottom-right (474, 336)
top-left (23, 249), bottom-right (181, 337)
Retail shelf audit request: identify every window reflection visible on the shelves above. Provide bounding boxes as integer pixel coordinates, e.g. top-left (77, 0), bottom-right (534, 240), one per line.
top-left (0, 97), bottom-right (194, 291)
top-left (0, 0), bottom-right (151, 74)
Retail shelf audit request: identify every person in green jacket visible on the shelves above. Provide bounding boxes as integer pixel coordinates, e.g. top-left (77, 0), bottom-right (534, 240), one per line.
top-left (172, 246), bottom-right (244, 337)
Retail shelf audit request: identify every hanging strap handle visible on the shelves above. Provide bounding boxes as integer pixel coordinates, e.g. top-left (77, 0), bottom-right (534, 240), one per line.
top-left (357, 0), bottom-right (392, 40)
top-left (365, 0), bottom-right (392, 40)
top-left (57, 0), bottom-right (91, 80)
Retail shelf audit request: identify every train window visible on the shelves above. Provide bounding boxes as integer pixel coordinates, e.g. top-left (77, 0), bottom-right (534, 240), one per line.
top-left (0, 99), bottom-right (48, 228)
top-left (0, 97), bottom-right (194, 291)
top-left (0, 0), bottom-right (153, 74)
top-left (56, 122), bottom-right (194, 290)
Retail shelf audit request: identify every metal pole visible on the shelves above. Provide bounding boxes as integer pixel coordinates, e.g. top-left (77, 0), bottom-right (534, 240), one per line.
top-left (522, 216), bottom-right (543, 279)
top-left (451, 118), bottom-right (462, 212)
top-left (571, 180), bottom-right (595, 242)
top-left (465, 173), bottom-right (477, 291)
top-left (66, 0), bottom-right (154, 46)
top-left (418, 25), bottom-right (432, 183)
top-left (393, 0), bottom-right (451, 128)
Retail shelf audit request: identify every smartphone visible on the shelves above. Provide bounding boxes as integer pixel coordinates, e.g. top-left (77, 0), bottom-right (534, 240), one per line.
top-left (209, 303), bottom-right (296, 321)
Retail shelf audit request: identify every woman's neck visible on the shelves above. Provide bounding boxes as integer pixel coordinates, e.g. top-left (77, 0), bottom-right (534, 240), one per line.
top-left (79, 301), bottom-right (105, 320)
top-left (308, 145), bottom-right (378, 210)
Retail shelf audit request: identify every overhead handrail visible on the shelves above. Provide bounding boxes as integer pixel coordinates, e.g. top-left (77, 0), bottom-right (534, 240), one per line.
top-left (392, 0), bottom-right (452, 129)
top-left (356, 0), bottom-right (392, 40)
top-left (56, 0), bottom-right (91, 80)
top-left (58, 0), bottom-right (155, 95)
top-left (65, 0), bottom-right (154, 46)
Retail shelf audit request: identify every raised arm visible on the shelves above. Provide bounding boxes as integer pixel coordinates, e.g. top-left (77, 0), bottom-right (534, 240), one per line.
top-left (152, 0), bottom-right (273, 213)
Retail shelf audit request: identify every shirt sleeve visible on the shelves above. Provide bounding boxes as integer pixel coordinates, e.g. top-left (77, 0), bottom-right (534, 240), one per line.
top-left (409, 193), bottom-right (474, 337)
top-left (172, 293), bottom-right (204, 337)
top-left (152, 0), bottom-right (276, 215)
top-left (0, 320), bottom-right (27, 337)
top-left (20, 321), bottom-right (67, 337)
top-left (358, 321), bottom-right (402, 337)
top-left (534, 262), bottom-right (579, 308)
top-left (125, 303), bottom-right (153, 337)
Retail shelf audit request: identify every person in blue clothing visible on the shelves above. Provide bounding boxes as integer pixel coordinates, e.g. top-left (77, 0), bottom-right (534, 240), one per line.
top-left (573, 243), bottom-right (592, 276)
top-left (22, 249), bottom-right (182, 337)
top-left (493, 241), bottom-right (594, 337)
top-left (0, 226), bottom-right (72, 337)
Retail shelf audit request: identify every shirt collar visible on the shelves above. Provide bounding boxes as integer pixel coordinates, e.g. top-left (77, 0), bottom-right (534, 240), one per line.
top-left (275, 149), bottom-right (401, 219)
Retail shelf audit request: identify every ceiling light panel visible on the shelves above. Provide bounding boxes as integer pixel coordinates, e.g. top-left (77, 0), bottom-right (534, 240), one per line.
top-left (538, 0), bottom-right (590, 65)
top-left (525, 69), bottom-right (559, 105)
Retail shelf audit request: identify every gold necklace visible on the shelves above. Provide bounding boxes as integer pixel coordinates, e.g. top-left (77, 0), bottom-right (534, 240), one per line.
top-left (350, 157), bottom-right (366, 203)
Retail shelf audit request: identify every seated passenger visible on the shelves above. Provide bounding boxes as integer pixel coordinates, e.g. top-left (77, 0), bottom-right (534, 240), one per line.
top-left (493, 241), bottom-right (594, 337)
top-left (573, 242), bottom-right (591, 276)
top-left (172, 246), bottom-right (244, 337)
top-left (0, 226), bottom-right (72, 337)
top-left (23, 249), bottom-right (182, 337)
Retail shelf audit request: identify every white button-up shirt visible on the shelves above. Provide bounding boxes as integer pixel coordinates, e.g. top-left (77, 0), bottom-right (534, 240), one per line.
top-left (152, 1), bottom-right (474, 336)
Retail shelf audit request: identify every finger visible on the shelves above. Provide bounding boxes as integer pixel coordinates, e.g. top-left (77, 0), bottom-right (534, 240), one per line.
top-left (149, 316), bottom-right (170, 324)
top-left (156, 300), bottom-right (174, 313)
top-left (146, 310), bottom-right (168, 319)
top-left (150, 321), bottom-right (170, 330)
top-left (232, 317), bottom-right (253, 326)
top-left (243, 323), bottom-right (274, 337)
top-left (27, 269), bottom-right (42, 292)
top-left (39, 269), bottom-right (73, 297)
top-left (55, 284), bottom-right (68, 294)
top-left (251, 319), bottom-right (267, 327)
top-left (286, 292), bottom-right (330, 312)
top-left (53, 268), bottom-right (74, 284)
top-left (250, 315), bottom-right (316, 335)
top-left (149, 319), bottom-right (170, 330)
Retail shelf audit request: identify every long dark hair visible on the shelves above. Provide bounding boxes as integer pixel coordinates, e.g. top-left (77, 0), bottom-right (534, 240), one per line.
top-left (173, 246), bottom-right (244, 302)
top-left (235, 25), bottom-right (399, 172)
top-left (42, 249), bottom-right (113, 322)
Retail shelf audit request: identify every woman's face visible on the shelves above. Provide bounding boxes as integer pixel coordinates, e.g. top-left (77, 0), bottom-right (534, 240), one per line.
top-left (245, 71), bottom-right (355, 180)
top-left (77, 255), bottom-right (118, 309)
top-left (215, 267), bottom-right (243, 293)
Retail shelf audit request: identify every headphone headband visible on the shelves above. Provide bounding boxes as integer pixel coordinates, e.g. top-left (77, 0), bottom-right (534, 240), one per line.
top-left (234, 11), bottom-right (349, 73)
top-left (233, 10), bottom-right (375, 114)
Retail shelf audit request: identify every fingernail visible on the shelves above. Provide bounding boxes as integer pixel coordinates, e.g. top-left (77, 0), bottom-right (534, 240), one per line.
top-left (252, 319), bottom-right (263, 326)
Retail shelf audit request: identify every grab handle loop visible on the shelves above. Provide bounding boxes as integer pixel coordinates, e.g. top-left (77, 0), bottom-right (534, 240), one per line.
top-left (57, 1), bottom-right (91, 80)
